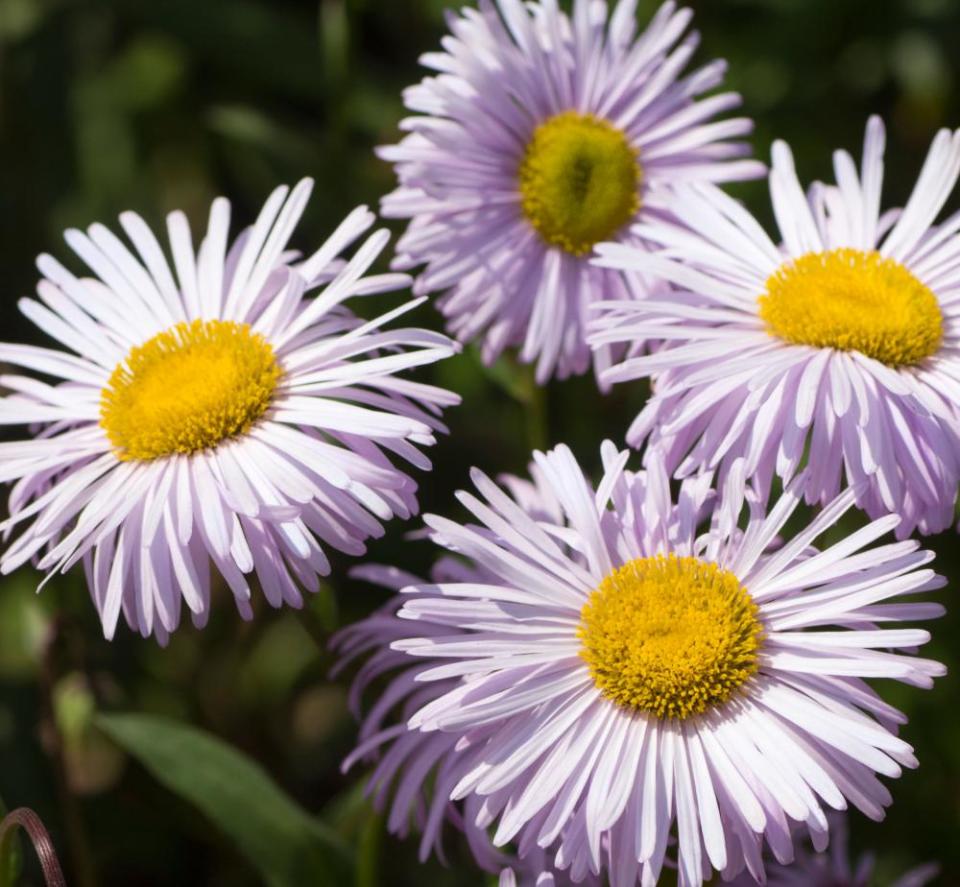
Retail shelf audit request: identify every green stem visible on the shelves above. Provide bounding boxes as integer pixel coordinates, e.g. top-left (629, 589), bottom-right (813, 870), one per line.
top-left (354, 810), bottom-right (382, 887)
top-left (524, 370), bottom-right (549, 452)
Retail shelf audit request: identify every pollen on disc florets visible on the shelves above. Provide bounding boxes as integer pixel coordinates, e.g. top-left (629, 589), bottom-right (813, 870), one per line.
top-left (758, 248), bottom-right (944, 367)
top-left (579, 554), bottom-right (763, 720)
top-left (518, 111), bottom-right (642, 257)
top-left (100, 319), bottom-right (281, 462)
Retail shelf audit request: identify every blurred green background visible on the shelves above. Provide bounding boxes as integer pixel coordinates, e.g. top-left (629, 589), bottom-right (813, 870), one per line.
top-left (2, 0), bottom-right (960, 884)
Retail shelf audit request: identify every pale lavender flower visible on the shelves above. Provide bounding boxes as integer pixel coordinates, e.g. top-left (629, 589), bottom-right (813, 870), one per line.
top-left (380, 0), bottom-right (763, 384)
top-left (369, 442), bottom-right (943, 886)
top-left (0, 180), bottom-right (459, 642)
top-left (593, 117), bottom-right (960, 537)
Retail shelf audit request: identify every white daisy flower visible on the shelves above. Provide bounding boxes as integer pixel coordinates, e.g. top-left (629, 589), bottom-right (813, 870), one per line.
top-left (0, 179), bottom-right (459, 642)
top-left (592, 117), bottom-right (960, 536)
top-left (373, 443), bottom-right (944, 886)
top-left (380, 0), bottom-right (764, 383)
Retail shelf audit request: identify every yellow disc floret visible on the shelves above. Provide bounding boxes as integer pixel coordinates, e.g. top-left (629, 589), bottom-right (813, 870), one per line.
top-left (759, 248), bottom-right (943, 367)
top-left (100, 319), bottom-right (281, 461)
top-left (518, 111), bottom-right (641, 256)
top-left (579, 554), bottom-right (762, 720)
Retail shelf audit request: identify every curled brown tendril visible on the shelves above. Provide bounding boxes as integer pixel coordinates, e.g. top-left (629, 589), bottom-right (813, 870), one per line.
top-left (0, 807), bottom-right (67, 887)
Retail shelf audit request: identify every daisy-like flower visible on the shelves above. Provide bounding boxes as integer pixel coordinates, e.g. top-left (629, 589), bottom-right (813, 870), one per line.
top-left (379, 0), bottom-right (764, 383)
top-left (0, 180), bottom-right (459, 642)
top-left (731, 814), bottom-right (939, 887)
top-left (592, 117), bottom-right (960, 536)
top-left (377, 442), bottom-right (943, 886)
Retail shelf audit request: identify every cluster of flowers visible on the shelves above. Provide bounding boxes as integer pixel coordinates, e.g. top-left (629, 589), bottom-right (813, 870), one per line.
top-left (0, 0), bottom-right (954, 884)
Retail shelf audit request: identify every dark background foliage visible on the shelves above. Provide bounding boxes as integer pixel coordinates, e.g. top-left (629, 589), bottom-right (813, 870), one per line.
top-left (1, 0), bottom-right (960, 884)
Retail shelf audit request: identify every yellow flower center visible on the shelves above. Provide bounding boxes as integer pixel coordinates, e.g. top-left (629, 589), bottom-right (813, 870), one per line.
top-left (758, 248), bottom-right (943, 367)
top-left (578, 555), bottom-right (762, 720)
top-left (518, 112), bottom-right (641, 256)
top-left (100, 319), bottom-right (281, 462)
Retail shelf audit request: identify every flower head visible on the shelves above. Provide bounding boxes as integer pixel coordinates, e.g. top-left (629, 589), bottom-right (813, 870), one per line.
top-left (592, 117), bottom-right (960, 536)
top-left (380, 0), bottom-right (763, 383)
top-left (0, 180), bottom-right (459, 641)
top-left (352, 442), bottom-right (943, 886)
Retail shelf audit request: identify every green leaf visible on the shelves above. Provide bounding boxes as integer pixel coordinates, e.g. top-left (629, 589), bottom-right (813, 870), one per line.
top-left (0, 794), bottom-right (23, 887)
top-left (97, 713), bottom-right (351, 887)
